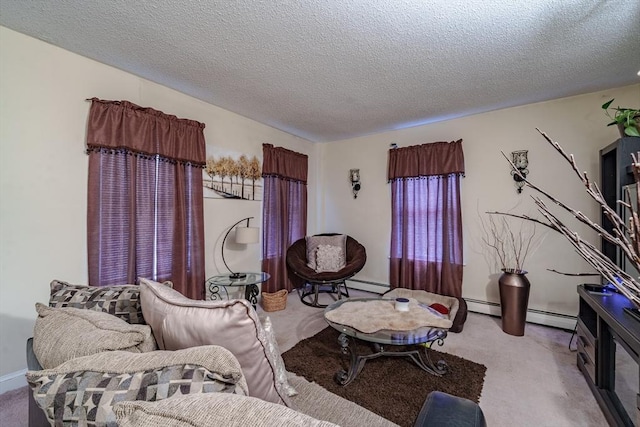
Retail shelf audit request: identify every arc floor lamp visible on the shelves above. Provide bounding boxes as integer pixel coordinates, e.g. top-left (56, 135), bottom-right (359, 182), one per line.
top-left (221, 216), bottom-right (260, 279)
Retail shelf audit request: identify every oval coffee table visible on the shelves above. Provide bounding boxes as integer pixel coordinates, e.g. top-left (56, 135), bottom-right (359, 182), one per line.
top-left (324, 297), bottom-right (448, 386)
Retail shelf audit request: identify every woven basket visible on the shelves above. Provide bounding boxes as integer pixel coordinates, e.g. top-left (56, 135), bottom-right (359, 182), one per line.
top-left (261, 289), bottom-right (288, 312)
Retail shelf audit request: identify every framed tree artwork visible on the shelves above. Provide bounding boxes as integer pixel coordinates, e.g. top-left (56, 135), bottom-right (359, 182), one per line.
top-left (203, 145), bottom-right (262, 201)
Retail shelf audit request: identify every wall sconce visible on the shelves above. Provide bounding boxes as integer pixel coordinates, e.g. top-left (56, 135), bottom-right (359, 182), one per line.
top-left (511, 150), bottom-right (529, 194)
top-left (350, 169), bottom-right (361, 199)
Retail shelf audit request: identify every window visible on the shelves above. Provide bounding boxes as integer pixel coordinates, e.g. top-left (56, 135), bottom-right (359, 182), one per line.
top-left (260, 144), bottom-right (308, 293)
top-left (388, 141), bottom-right (464, 296)
top-left (86, 99), bottom-right (206, 298)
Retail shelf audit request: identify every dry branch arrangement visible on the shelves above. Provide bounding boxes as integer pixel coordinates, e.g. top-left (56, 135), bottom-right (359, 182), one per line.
top-left (494, 130), bottom-right (640, 308)
top-left (479, 212), bottom-right (538, 274)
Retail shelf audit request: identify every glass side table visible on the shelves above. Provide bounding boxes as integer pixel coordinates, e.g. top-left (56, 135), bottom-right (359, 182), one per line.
top-left (205, 272), bottom-right (270, 309)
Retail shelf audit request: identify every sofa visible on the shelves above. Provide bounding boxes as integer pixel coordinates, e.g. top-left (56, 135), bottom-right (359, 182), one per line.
top-left (26, 279), bottom-right (486, 426)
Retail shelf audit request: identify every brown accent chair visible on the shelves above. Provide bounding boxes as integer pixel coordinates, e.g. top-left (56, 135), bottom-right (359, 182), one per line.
top-left (286, 234), bottom-right (367, 308)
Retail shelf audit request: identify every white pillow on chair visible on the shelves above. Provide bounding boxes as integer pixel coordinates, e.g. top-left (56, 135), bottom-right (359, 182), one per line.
top-left (315, 244), bottom-right (345, 272)
top-left (305, 234), bottom-right (346, 270)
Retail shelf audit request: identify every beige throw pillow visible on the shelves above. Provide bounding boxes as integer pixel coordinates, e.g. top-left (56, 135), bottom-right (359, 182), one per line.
top-left (33, 303), bottom-right (156, 369)
top-left (139, 278), bottom-right (292, 407)
top-left (114, 393), bottom-right (338, 427)
top-left (262, 316), bottom-right (297, 397)
top-left (305, 234), bottom-right (347, 270)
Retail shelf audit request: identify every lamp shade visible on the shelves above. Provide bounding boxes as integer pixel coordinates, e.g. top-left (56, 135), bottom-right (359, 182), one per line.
top-left (235, 226), bottom-right (259, 244)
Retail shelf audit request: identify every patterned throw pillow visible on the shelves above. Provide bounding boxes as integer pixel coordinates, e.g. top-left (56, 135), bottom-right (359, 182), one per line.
top-left (305, 235), bottom-right (347, 270)
top-left (314, 244), bottom-right (345, 272)
top-left (49, 280), bottom-right (173, 325)
top-left (26, 347), bottom-right (247, 427)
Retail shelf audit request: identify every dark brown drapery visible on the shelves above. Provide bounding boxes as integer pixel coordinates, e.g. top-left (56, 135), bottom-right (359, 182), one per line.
top-left (262, 144), bottom-right (308, 183)
top-left (87, 98), bottom-right (206, 299)
top-left (86, 98), bottom-right (206, 166)
top-left (261, 144), bottom-right (308, 293)
top-left (388, 140), bottom-right (465, 297)
top-left (388, 139), bottom-right (464, 180)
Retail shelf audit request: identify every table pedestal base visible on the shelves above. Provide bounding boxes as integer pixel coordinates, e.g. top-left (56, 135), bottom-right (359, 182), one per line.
top-left (334, 332), bottom-right (448, 386)
top-left (244, 284), bottom-right (259, 308)
top-left (208, 281), bottom-right (260, 309)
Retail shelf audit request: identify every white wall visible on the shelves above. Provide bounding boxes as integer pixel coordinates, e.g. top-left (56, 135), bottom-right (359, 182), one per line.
top-left (321, 84), bottom-right (640, 325)
top-left (0, 27), bottom-right (317, 387)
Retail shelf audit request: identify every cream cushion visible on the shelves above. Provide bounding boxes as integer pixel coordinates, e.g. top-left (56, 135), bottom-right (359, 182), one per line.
top-left (33, 303), bottom-right (156, 369)
top-left (114, 393), bottom-right (338, 427)
top-left (305, 234), bottom-right (346, 270)
top-left (139, 278), bottom-right (291, 407)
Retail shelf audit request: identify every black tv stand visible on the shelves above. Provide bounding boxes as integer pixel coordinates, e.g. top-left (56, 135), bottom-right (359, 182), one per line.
top-left (577, 285), bottom-right (640, 426)
top-left (625, 307), bottom-right (640, 323)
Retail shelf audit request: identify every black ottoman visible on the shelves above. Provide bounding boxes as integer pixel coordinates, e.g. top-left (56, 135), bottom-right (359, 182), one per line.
top-left (414, 391), bottom-right (486, 427)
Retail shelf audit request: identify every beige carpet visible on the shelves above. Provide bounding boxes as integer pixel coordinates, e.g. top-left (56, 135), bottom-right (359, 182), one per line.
top-left (258, 289), bottom-right (608, 427)
top-left (282, 326), bottom-right (486, 427)
top-left (1, 289), bottom-right (608, 427)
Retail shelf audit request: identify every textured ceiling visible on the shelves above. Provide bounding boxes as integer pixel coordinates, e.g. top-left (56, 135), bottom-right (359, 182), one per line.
top-left (1, 0), bottom-right (639, 142)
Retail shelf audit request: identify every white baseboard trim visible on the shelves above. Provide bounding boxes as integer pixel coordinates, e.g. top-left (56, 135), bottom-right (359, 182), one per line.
top-left (466, 299), bottom-right (577, 331)
top-left (0, 369), bottom-right (27, 394)
top-left (346, 279), bottom-right (388, 295)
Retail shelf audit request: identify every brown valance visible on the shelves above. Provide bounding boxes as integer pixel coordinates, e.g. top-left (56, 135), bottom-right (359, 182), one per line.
top-left (86, 98), bottom-right (206, 167)
top-left (388, 139), bottom-right (464, 180)
top-left (262, 143), bottom-right (308, 184)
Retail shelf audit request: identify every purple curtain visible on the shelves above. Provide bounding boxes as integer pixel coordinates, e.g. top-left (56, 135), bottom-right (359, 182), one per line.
top-left (86, 98), bottom-right (206, 299)
top-left (388, 140), bottom-right (464, 297)
top-left (261, 144), bottom-right (308, 293)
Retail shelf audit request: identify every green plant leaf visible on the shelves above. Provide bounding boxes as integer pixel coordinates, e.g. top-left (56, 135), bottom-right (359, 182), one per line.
top-left (602, 99), bottom-right (614, 110)
top-left (625, 127), bottom-right (640, 137)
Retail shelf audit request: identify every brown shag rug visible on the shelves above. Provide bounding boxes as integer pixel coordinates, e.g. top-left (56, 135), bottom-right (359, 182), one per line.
top-left (282, 327), bottom-right (486, 427)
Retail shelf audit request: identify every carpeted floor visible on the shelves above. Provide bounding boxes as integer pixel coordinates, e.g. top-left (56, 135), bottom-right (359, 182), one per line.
top-left (283, 326), bottom-right (486, 427)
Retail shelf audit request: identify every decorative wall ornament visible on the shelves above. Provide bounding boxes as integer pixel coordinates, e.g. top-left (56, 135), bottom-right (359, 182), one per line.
top-left (511, 150), bottom-right (529, 194)
top-left (350, 169), bottom-right (361, 198)
top-left (203, 145), bottom-right (262, 200)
